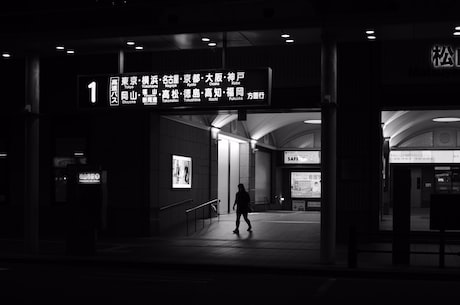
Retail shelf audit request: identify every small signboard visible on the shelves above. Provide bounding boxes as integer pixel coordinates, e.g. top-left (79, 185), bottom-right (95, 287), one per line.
top-left (292, 200), bottom-right (306, 211)
top-left (78, 172), bottom-right (101, 184)
top-left (284, 151), bottom-right (320, 164)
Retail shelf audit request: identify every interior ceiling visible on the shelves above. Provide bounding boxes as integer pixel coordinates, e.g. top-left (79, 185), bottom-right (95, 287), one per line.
top-left (6, 21), bottom-right (460, 56)
top-left (169, 112), bottom-right (321, 150)
top-left (382, 110), bottom-right (460, 147)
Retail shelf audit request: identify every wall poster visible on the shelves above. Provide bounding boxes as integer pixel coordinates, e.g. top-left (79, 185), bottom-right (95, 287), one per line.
top-left (172, 155), bottom-right (192, 189)
top-left (291, 172), bottom-right (321, 198)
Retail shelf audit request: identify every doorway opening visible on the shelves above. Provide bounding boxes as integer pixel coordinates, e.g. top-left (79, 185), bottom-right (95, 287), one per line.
top-left (166, 110), bottom-right (322, 217)
top-left (381, 110), bottom-right (460, 232)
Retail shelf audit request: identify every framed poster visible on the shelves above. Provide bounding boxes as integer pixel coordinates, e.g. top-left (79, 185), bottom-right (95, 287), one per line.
top-left (291, 172), bottom-right (321, 198)
top-left (172, 155), bottom-right (192, 189)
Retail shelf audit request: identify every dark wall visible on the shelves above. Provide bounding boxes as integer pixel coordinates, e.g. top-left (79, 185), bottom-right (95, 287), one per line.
top-left (150, 117), bottom-right (216, 234)
top-left (380, 40), bottom-right (460, 109)
top-left (89, 111), bottom-right (150, 237)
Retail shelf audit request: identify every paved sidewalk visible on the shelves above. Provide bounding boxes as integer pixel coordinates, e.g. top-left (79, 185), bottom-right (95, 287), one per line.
top-left (1, 211), bottom-right (460, 279)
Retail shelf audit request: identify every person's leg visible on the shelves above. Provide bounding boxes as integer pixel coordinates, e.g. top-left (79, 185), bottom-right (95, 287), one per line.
top-left (243, 213), bottom-right (252, 231)
top-left (234, 213), bottom-right (241, 233)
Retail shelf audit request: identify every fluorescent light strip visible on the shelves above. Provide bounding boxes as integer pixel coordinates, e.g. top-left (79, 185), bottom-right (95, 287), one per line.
top-left (432, 117), bottom-right (460, 122)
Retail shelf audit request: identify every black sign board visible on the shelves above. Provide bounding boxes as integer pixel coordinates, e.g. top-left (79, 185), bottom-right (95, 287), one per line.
top-left (78, 68), bottom-right (271, 110)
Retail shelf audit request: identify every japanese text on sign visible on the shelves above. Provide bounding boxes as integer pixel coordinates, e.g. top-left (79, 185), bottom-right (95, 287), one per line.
top-left (79, 68), bottom-right (271, 110)
top-left (431, 45), bottom-right (460, 68)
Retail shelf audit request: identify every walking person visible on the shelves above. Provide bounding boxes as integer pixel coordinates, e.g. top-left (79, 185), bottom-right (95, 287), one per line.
top-left (232, 183), bottom-right (252, 233)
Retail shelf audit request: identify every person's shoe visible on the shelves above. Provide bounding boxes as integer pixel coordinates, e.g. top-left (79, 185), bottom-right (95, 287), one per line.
top-left (233, 229), bottom-right (239, 234)
top-left (247, 227), bottom-right (252, 232)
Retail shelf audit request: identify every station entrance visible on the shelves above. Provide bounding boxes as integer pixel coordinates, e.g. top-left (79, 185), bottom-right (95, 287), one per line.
top-left (381, 110), bottom-right (460, 232)
top-left (166, 110), bottom-right (322, 219)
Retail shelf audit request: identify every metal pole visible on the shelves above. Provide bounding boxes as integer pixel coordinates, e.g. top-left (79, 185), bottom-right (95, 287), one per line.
top-left (186, 213), bottom-right (189, 236)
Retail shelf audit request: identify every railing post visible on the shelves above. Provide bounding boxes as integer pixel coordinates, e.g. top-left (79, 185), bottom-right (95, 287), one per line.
top-left (186, 213), bottom-right (189, 236)
top-left (348, 225), bottom-right (357, 268)
top-left (439, 228), bottom-right (445, 268)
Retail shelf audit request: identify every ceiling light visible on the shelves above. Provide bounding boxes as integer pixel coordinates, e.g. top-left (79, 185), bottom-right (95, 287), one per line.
top-left (56, 46), bottom-right (65, 50)
top-left (365, 30), bottom-right (375, 35)
top-left (285, 39), bottom-right (294, 43)
top-left (304, 119), bottom-right (321, 124)
top-left (66, 49), bottom-right (75, 54)
top-left (432, 117), bottom-right (460, 122)
top-left (201, 37), bottom-right (210, 42)
top-left (208, 42), bottom-right (217, 47)
top-left (367, 35), bottom-right (377, 40)
top-left (454, 32), bottom-right (460, 36)
top-left (135, 46), bottom-right (144, 50)
top-left (2, 53), bottom-right (11, 58)
top-left (281, 33), bottom-right (290, 38)
top-left (455, 26), bottom-right (460, 31)
top-left (126, 41), bottom-right (135, 46)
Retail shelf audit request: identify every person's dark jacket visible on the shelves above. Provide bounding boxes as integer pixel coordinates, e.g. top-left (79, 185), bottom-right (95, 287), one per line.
top-left (235, 191), bottom-right (251, 213)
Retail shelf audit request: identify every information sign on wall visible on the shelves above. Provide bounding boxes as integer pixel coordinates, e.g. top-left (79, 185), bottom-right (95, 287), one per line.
top-left (389, 150), bottom-right (460, 164)
top-left (284, 151), bottom-right (320, 164)
top-left (78, 68), bottom-right (271, 110)
top-left (291, 172), bottom-right (321, 198)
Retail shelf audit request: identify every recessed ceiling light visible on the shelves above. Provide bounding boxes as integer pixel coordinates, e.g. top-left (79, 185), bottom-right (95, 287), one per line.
top-left (454, 32), bottom-right (460, 36)
top-left (455, 26), bottom-right (460, 31)
top-left (56, 46), bottom-right (65, 50)
top-left (304, 119), bottom-right (321, 124)
top-left (126, 41), bottom-right (135, 46)
top-left (66, 49), bottom-right (75, 54)
top-left (365, 30), bottom-right (375, 35)
top-left (281, 33), bottom-right (290, 38)
top-left (2, 53), bottom-right (11, 58)
top-left (432, 117), bottom-right (460, 122)
top-left (367, 35), bottom-right (377, 40)
top-left (201, 37), bottom-right (210, 42)
top-left (208, 42), bottom-right (217, 47)
top-left (285, 39), bottom-right (294, 43)
top-left (135, 46), bottom-right (144, 50)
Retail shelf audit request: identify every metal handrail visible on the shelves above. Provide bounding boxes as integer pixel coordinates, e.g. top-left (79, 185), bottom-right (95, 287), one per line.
top-left (347, 226), bottom-right (460, 269)
top-left (159, 199), bottom-right (193, 211)
top-left (185, 199), bottom-right (220, 236)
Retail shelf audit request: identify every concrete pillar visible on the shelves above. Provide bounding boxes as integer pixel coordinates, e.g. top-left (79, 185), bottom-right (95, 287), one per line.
top-left (24, 54), bottom-right (40, 254)
top-left (320, 30), bottom-right (337, 264)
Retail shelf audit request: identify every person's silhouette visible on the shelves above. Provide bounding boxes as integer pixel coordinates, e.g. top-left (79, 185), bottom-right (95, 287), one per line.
top-left (232, 183), bottom-right (252, 233)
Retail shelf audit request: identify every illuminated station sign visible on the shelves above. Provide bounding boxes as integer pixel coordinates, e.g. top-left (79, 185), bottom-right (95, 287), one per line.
top-left (78, 68), bottom-right (272, 110)
top-left (78, 172), bottom-right (101, 184)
